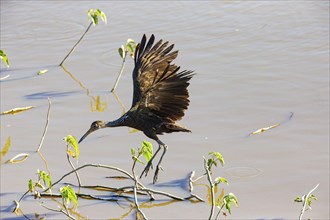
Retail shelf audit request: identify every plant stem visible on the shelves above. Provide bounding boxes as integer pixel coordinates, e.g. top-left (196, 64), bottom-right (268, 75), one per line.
top-left (59, 22), bottom-right (93, 66)
top-left (111, 51), bottom-right (127, 92)
top-left (36, 98), bottom-right (51, 152)
top-left (43, 163), bottom-right (143, 192)
top-left (299, 183), bottom-right (319, 220)
top-left (66, 144), bottom-right (81, 187)
top-left (204, 158), bottom-right (215, 220)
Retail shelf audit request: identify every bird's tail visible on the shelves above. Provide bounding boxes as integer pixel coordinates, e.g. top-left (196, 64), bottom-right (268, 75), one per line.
top-left (164, 123), bottom-right (191, 133)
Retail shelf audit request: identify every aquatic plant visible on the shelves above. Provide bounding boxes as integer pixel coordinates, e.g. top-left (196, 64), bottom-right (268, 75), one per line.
top-left (59, 9), bottom-right (107, 66)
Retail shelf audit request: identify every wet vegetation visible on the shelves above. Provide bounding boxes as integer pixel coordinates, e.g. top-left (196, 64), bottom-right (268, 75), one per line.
top-left (0, 7), bottom-right (319, 220)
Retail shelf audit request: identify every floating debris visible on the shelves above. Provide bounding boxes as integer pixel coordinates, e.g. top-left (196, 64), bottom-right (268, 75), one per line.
top-left (0, 74), bottom-right (10, 81)
top-left (6, 153), bottom-right (29, 164)
top-left (37, 69), bottom-right (48, 75)
top-left (1, 106), bottom-right (35, 115)
top-left (250, 124), bottom-right (280, 135)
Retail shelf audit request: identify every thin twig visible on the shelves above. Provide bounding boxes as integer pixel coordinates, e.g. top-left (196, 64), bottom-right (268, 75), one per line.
top-left (40, 202), bottom-right (77, 220)
top-left (59, 22), bottom-right (93, 66)
top-left (43, 164), bottom-right (144, 192)
top-left (299, 183), bottom-right (320, 220)
top-left (40, 192), bottom-right (118, 202)
top-left (36, 98), bottom-right (51, 152)
top-left (18, 190), bottom-right (29, 203)
top-left (185, 194), bottom-right (205, 202)
top-left (139, 188), bottom-right (185, 201)
top-left (215, 204), bottom-right (225, 220)
top-left (132, 156), bottom-right (148, 219)
top-left (66, 144), bottom-right (81, 187)
top-left (111, 51), bottom-right (127, 92)
top-left (204, 158), bottom-right (215, 220)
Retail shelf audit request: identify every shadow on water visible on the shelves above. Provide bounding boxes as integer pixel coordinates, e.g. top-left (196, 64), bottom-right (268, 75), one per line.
top-left (0, 65), bottom-right (58, 82)
top-left (24, 91), bottom-right (78, 100)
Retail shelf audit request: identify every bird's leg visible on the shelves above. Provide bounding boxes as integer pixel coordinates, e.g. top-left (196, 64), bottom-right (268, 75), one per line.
top-left (140, 144), bottom-right (163, 179)
top-left (153, 143), bottom-right (167, 184)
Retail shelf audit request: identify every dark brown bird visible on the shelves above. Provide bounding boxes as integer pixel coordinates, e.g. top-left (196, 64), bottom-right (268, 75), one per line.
top-left (78, 34), bottom-right (194, 183)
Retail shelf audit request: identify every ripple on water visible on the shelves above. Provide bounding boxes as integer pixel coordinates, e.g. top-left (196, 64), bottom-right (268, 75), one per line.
top-left (225, 166), bottom-right (263, 178)
top-left (3, 20), bottom-right (84, 44)
top-left (99, 50), bottom-right (122, 68)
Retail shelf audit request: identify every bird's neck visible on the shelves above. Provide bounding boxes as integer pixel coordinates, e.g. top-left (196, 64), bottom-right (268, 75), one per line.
top-left (105, 114), bottom-right (128, 127)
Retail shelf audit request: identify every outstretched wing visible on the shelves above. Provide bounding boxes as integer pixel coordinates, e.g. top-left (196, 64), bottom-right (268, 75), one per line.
top-left (131, 34), bottom-right (194, 122)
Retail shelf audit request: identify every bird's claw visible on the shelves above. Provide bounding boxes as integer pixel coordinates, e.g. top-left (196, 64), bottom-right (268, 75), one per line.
top-left (140, 160), bottom-right (153, 178)
top-left (153, 165), bottom-right (163, 184)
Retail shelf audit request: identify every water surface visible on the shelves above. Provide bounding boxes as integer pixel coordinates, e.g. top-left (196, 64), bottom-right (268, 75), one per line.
top-left (1, 1), bottom-right (329, 219)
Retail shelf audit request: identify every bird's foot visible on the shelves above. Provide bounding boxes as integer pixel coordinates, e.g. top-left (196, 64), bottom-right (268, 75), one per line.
top-left (153, 165), bottom-right (163, 184)
top-left (140, 160), bottom-right (153, 178)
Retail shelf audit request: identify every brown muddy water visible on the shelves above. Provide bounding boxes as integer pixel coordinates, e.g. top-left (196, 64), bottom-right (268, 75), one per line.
top-left (1, 1), bottom-right (329, 219)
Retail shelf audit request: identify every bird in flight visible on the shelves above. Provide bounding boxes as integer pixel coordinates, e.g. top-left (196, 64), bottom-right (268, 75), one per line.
top-left (79, 34), bottom-right (194, 183)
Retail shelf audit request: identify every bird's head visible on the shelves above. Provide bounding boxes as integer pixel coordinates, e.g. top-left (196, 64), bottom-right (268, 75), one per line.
top-left (78, 120), bottom-right (105, 143)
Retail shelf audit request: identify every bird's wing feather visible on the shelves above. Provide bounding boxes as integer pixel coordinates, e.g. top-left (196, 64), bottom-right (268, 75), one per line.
top-left (131, 34), bottom-right (179, 107)
top-left (131, 34), bottom-right (194, 122)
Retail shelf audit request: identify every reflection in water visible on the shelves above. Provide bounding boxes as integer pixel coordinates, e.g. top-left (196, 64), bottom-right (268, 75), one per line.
top-left (89, 95), bottom-right (108, 112)
top-left (112, 91), bottom-right (138, 133)
top-left (61, 65), bottom-right (89, 95)
top-left (61, 65), bottom-right (109, 113)
top-left (38, 151), bottom-right (51, 176)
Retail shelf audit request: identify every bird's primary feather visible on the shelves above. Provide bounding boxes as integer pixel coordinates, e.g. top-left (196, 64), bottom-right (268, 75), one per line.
top-left (130, 34), bottom-right (194, 125)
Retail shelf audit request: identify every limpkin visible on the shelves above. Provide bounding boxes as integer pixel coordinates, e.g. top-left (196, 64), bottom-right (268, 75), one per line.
top-left (78, 34), bottom-right (194, 183)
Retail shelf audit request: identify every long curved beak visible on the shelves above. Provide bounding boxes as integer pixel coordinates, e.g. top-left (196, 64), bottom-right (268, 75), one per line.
top-left (78, 128), bottom-right (94, 143)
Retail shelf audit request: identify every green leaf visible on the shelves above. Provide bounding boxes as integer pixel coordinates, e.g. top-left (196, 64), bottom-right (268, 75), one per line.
top-left (118, 46), bottom-right (125, 59)
top-left (307, 194), bottom-right (318, 207)
top-left (131, 148), bottom-right (135, 156)
top-left (38, 170), bottom-right (52, 189)
top-left (60, 185), bottom-right (78, 208)
top-left (209, 151), bottom-right (225, 166)
top-left (294, 196), bottom-right (302, 203)
top-left (126, 43), bottom-right (134, 54)
top-left (35, 181), bottom-right (44, 189)
top-left (28, 179), bottom-right (34, 192)
top-left (126, 39), bottom-right (136, 58)
top-left (37, 69), bottom-right (48, 75)
top-left (87, 9), bottom-right (93, 18)
top-left (223, 193), bottom-right (238, 214)
top-left (98, 10), bottom-right (107, 24)
top-left (127, 39), bottom-right (135, 44)
top-left (64, 135), bottom-right (79, 161)
top-left (87, 9), bottom-right (107, 26)
top-left (92, 14), bottom-right (98, 25)
top-left (132, 156), bottom-right (144, 164)
top-left (215, 177), bottom-right (229, 186)
top-left (207, 158), bottom-right (215, 171)
top-left (0, 49), bottom-right (9, 67)
top-left (142, 140), bottom-right (153, 162)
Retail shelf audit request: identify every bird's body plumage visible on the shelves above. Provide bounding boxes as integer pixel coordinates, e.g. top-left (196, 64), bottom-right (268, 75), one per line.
top-left (79, 34), bottom-right (194, 183)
